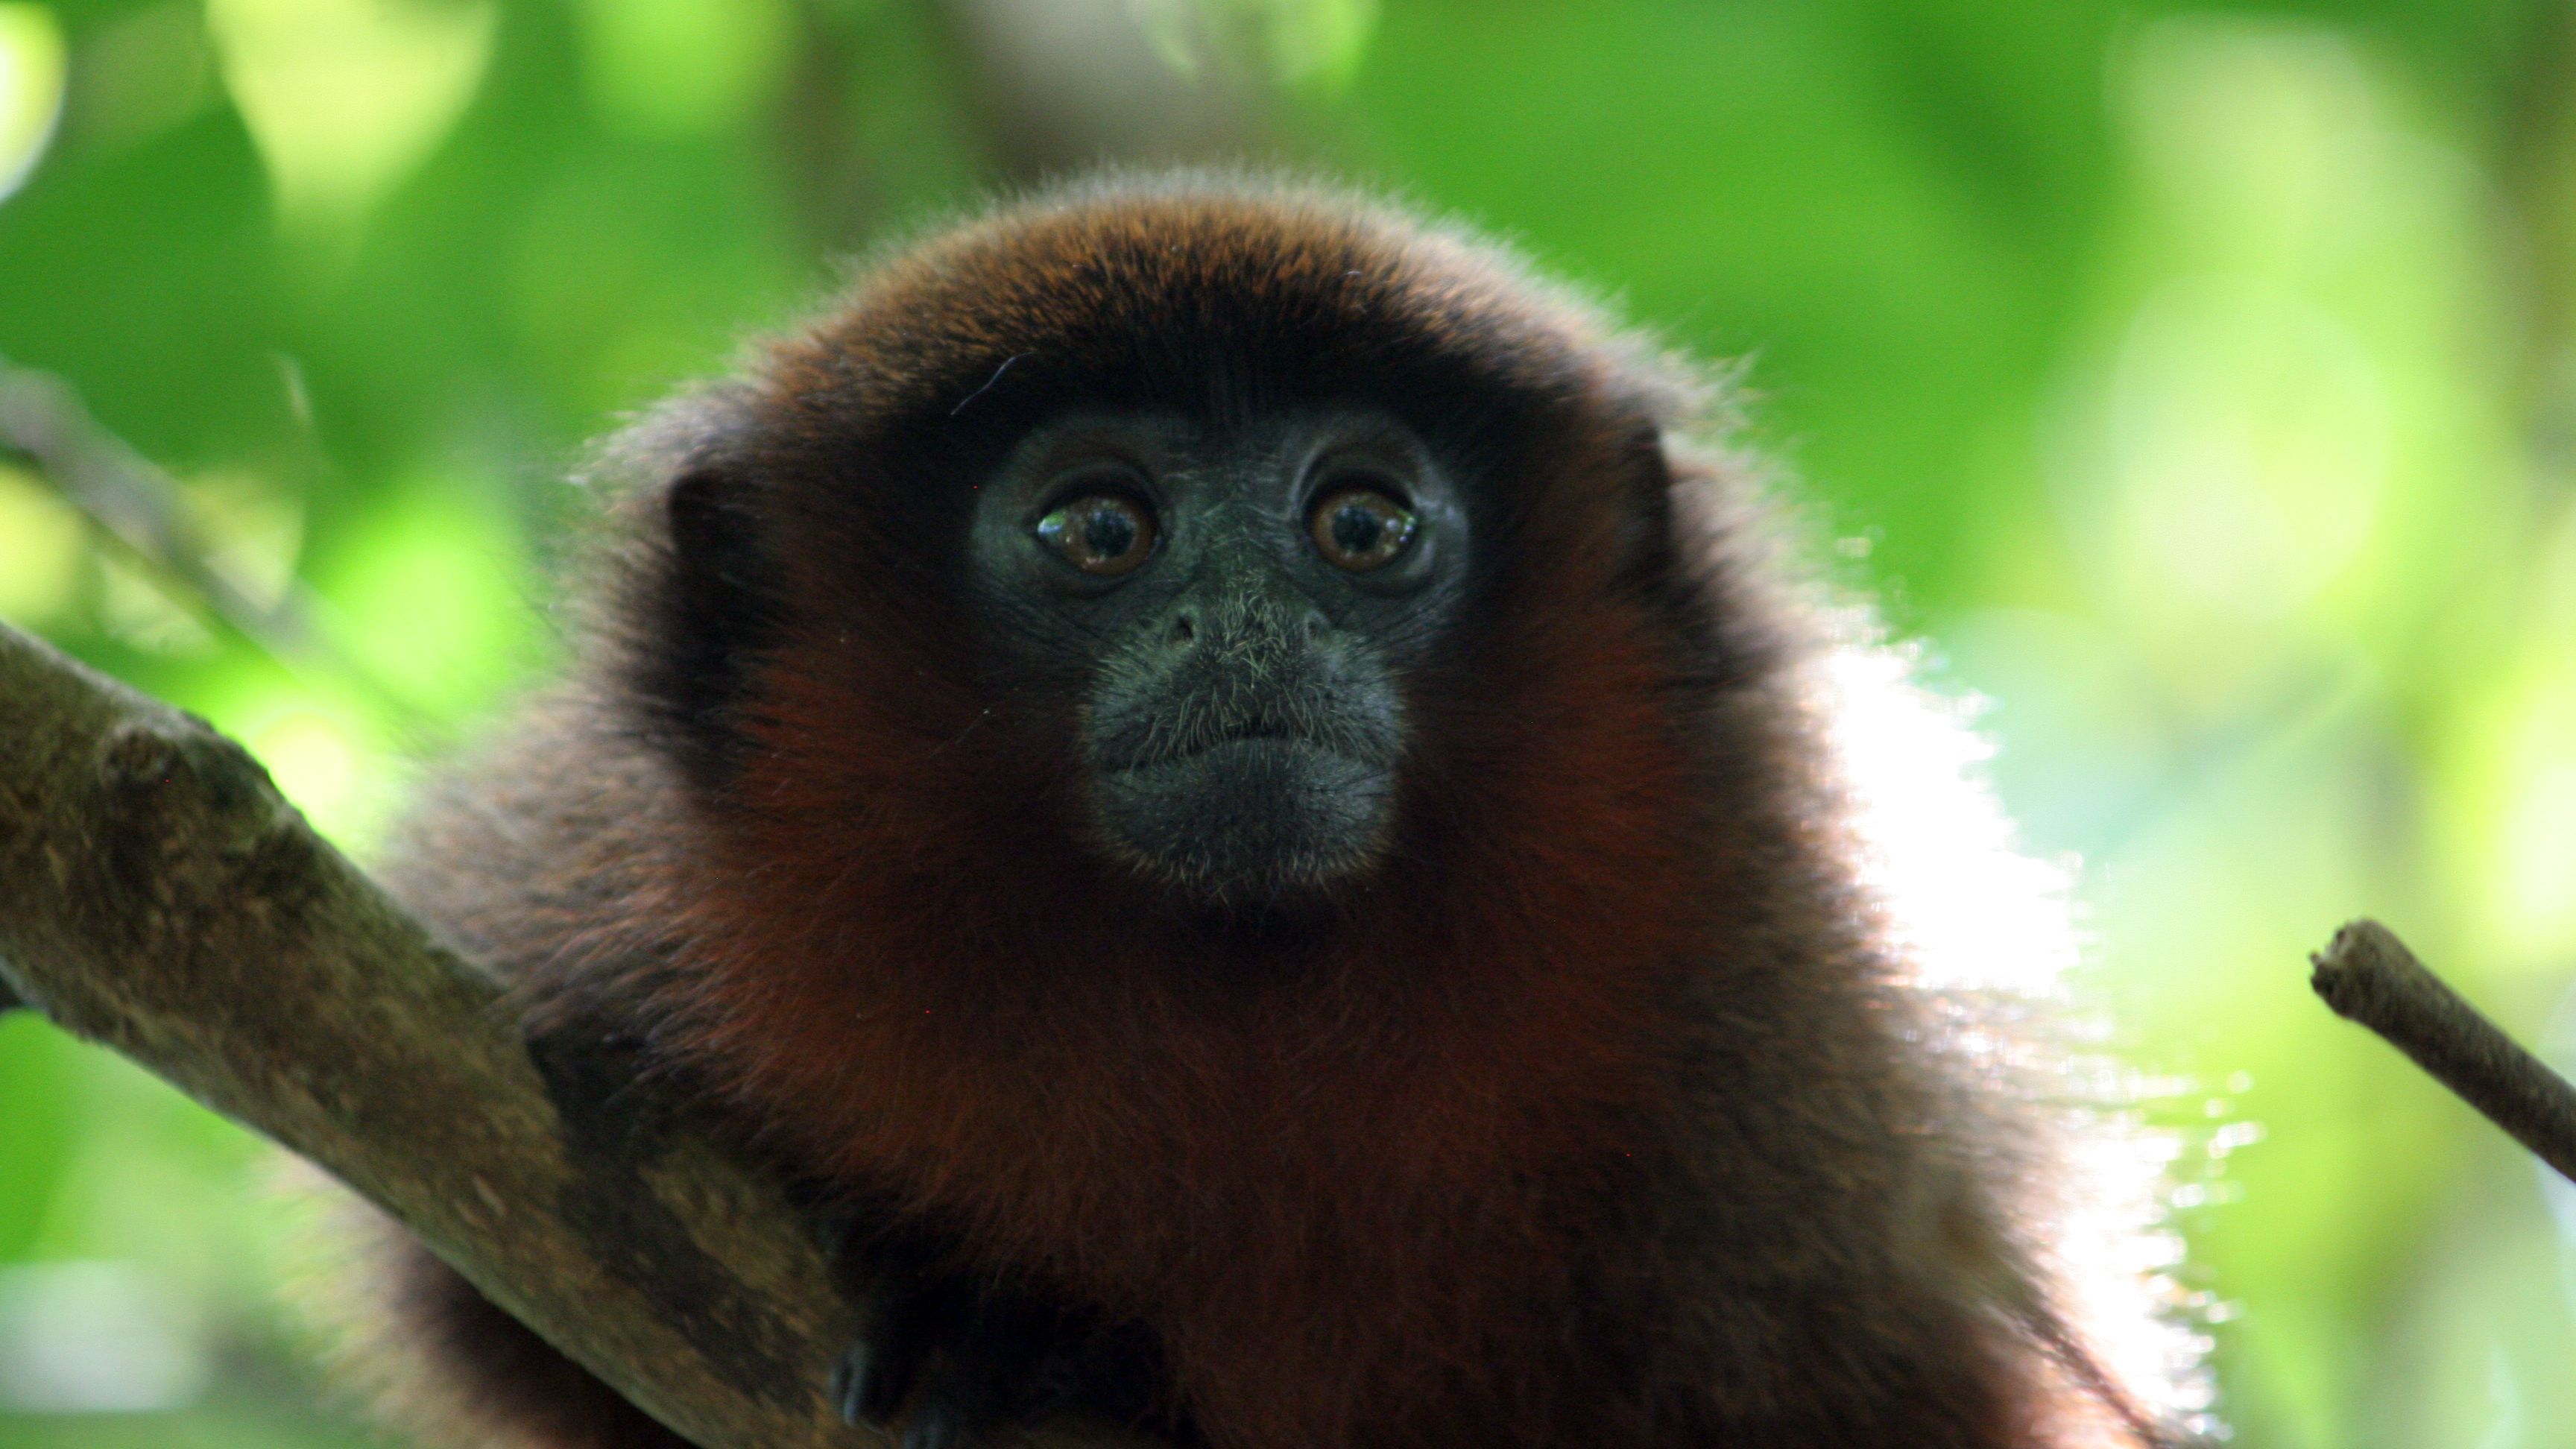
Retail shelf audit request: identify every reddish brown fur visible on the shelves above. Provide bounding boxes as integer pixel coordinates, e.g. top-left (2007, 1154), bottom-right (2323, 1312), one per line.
top-left (361, 177), bottom-right (2191, 1449)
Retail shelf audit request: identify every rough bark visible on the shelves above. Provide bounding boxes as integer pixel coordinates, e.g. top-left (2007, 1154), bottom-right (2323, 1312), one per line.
top-left (0, 619), bottom-right (1146, 1449)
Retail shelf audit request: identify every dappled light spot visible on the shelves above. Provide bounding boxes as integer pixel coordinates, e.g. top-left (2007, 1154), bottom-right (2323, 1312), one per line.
top-left (306, 476), bottom-right (535, 715)
top-left (1130, 0), bottom-right (1380, 92)
top-left (575, 0), bottom-right (790, 136)
top-left (98, 555), bottom-right (216, 655)
top-left (204, 0), bottom-right (496, 242)
top-left (0, 1261), bottom-right (210, 1414)
top-left (0, 465), bottom-right (81, 625)
top-left (0, 4), bottom-right (64, 205)
top-left (245, 706), bottom-right (370, 839)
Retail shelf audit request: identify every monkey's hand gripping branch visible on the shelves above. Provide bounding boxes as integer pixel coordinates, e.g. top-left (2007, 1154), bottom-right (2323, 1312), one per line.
top-left (0, 619), bottom-right (1152, 1449)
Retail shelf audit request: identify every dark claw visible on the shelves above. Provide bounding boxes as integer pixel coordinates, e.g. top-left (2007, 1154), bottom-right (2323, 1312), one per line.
top-left (833, 1278), bottom-right (937, 1428)
top-left (830, 1344), bottom-right (861, 1424)
top-left (833, 1338), bottom-right (895, 1430)
top-left (814, 1202), bottom-right (1183, 1445)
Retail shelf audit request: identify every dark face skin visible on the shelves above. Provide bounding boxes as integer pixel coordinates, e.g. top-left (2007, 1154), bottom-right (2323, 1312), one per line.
top-left (966, 407), bottom-right (1474, 910)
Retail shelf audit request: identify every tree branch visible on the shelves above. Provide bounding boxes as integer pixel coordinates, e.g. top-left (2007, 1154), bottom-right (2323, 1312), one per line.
top-left (2309, 918), bottom-right (2576, 1184)
top-left (0, 618), bottom-right (1148, 1449)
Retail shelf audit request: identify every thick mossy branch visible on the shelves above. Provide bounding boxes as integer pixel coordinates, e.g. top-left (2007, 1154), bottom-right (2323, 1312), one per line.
top-left (2311, 918), bottom-right (2576, 1184)
top-left (0, 620), bottom-right (1146, 1449)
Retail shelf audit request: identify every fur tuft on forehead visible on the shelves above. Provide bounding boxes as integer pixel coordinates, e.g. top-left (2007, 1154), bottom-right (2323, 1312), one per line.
top-left (753, 174), bottom-right (1703, 460)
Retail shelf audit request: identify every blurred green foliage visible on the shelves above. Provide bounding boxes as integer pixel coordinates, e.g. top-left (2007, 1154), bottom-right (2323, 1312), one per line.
top-left (4, 0), bottom-right (2576, 1445)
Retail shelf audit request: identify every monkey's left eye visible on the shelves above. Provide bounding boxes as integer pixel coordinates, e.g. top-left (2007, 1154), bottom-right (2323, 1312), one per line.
top-left (1036, 494), bottom-right (1158, 576)
top-left (1307, 486), bottom-right (1418, 572)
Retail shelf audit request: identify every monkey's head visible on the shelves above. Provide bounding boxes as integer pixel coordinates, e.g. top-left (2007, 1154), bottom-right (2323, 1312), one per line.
top-left (618, 177), bottom-right (1767, 949)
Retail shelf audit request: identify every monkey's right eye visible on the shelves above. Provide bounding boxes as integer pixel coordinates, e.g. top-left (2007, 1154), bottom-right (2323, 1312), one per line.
top-left (1035, 494), bottom-right (1158, 576)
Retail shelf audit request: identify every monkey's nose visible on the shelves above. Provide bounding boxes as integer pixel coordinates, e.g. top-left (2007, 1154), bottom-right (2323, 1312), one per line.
top-left (1160, 596), bottom-right (1329, 657)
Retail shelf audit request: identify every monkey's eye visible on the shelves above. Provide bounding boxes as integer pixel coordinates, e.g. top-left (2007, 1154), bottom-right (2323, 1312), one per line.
top-left (1307, 485), bottom-right (1418, 572)
top-left (1035, 493), bottom-right (1158, 576)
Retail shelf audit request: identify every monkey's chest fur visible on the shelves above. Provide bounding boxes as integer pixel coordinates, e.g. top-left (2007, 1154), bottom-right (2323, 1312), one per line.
top-left (639, 847), bottom-right (2037, 1449)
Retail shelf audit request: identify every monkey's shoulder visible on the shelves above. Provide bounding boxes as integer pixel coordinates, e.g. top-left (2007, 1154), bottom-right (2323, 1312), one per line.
top-left (373, 692), bottom-right (685, 996)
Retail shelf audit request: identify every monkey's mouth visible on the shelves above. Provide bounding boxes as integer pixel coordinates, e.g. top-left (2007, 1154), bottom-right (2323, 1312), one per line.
top-left (1089, 733), bottom-right (1396, 906)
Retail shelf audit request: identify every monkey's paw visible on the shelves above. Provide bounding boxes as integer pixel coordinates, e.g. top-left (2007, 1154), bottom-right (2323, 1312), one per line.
top-left (829, 1262), bottom-right (1173, 1449)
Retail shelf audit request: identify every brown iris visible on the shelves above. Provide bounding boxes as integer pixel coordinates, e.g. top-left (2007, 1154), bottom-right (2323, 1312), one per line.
top-left (1036, 494), bottom-right (1157, 575)
top-left (1308, 486), bottom-right (1418, 572)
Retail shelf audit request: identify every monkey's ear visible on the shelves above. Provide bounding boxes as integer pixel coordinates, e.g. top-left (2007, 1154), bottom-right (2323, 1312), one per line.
top-left (1609, 426), bottom-right (1685, 593)
top-left (632, 464), bottom-right (786, 781)
top-left (665, 465), bottom-right (773, 607)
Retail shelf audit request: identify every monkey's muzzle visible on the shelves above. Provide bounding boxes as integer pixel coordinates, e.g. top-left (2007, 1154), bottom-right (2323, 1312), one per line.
top-left (1081, 605), bottom-right (1405, 907)
top-left (1090, 733), bottom-right (1395, 906)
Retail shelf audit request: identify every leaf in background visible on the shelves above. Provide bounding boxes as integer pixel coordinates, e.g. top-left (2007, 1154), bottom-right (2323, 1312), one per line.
top-left (0, 3), bottom-right (64, 203)
top-left (1126, 0), bottom-right (1378, 93)
top-left (576, 0), bottom-right (792, 135)
top-left (0, 465), bottom-right (80, 626)
top-left (1255, 0), bottom-right (1374, 92)
top-left (203, 0), bottom-right (497, 246)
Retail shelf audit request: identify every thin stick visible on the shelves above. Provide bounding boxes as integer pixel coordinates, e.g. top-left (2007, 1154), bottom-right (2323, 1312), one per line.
top-left (2309, 918), bottom-right (2576, 1184)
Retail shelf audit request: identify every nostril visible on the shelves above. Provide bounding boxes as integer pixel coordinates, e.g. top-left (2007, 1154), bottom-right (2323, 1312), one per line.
top-left (1170, 610), bottom-right (1197, 645)
top-left (1302, 610), bottom-right (1328, 643)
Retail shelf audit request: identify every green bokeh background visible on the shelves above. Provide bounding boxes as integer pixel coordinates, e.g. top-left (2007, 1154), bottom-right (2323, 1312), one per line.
top-left (4, 0), bottom-right (2576, 1444)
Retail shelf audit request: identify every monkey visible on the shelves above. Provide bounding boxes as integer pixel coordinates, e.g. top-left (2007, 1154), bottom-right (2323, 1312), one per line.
top-left (343, 172), bottom-right (2205, 1449)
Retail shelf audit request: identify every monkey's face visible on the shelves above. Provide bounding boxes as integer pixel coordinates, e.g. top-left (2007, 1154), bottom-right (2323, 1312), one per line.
top-left (637, 186), bottom-right (1706, 959)
top-left (964, 406), bottom-right (1471, 909)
